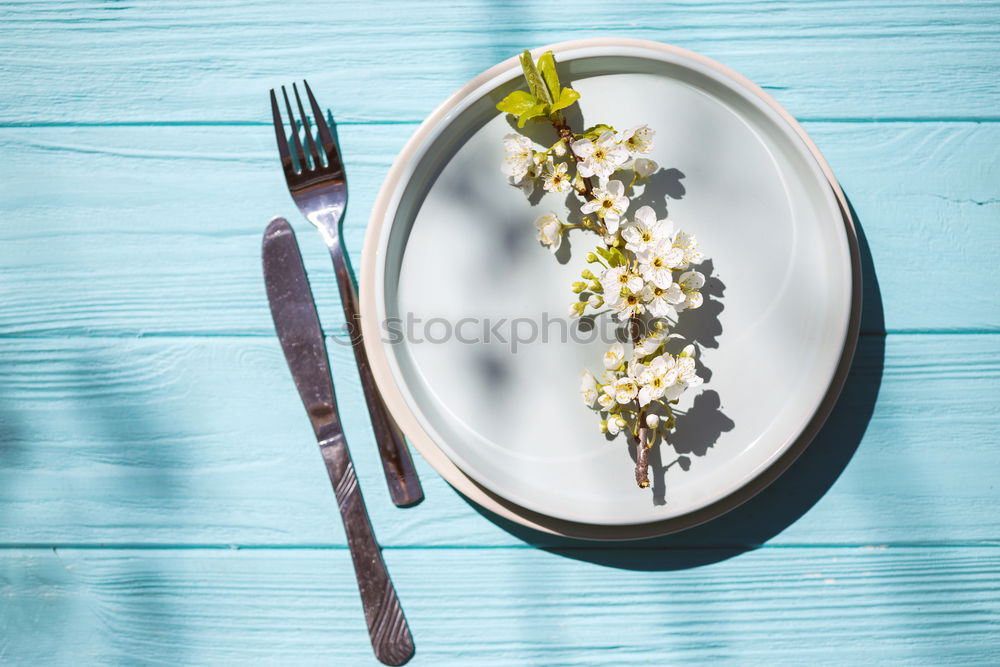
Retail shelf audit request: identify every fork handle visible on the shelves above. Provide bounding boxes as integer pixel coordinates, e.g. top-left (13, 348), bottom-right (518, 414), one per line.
top-left (319, 436), bottom-right (415, 666)
top-left (328, 242), bottom-right (424, 507)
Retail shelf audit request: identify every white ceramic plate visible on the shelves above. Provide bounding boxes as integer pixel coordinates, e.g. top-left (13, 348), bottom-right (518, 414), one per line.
top-left (361, 39), bottom-right (860, 536)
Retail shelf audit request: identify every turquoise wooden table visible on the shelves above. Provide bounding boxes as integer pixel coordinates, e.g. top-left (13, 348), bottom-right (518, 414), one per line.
top-left (2, 1), bottom-right (999, 664)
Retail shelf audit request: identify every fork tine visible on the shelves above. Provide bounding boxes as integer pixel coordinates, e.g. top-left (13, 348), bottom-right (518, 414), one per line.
top-left (292, 82), bottom-right (324, 169)
top-left (304, 80), bottom-right (343, 176)
top-left (269, 89), bottom-right (292, 170)
top-left (281, 86), bottom-right (307, 171)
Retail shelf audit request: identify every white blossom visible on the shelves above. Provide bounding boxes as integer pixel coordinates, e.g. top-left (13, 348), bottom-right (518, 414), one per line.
top-left (663, 345), bottom-right (703, 400)
top-left (613, 290), bottom-right (645, 320)
top-left (622, 206), bottom-right (671, 255)
top-left (663, 382), bottom-right (687, 402)
top-left (642, 282), bottom-right (685, 319)
top-left (645, 413), bottom-right (660, 429)
top-left (618, 125), bottom-right (655, 154)
top-left (648, 354), bottom-right (679, 385)
top-left (613, 376), bottom-right (639, 404)
top-left (672, 230), bottom-right (705, 266)
top-left (633, 330), bottom-right (666, 357)
top-left (519, 177), bottom-right (535, 195)
top-left (572, 131), bottom-right (629, 179)
top-left (603, 342), bottom-right (625, 370)
top-left (633, 157), bottom-right (657, 178)
top-left (598, 391), bottom-right (615, 410)
top-left (599, 369), bottom-right (618, 385)
top-left (677, 345), bottom-right (700, 379)
top-left (579, 370), bottom-right (598, 406)
top-left (635, 354), bottom-right (678, 407)
top-left (542, 161), bottom-right (571, 193)
top-left (638, 239), bottom-right (685, 289)
top-left (626, 357), bottom-right (645, 381)
top-left (675, 270), bottom-right (705, 311)
top-left (534, 213), bottom-right (562, 252)
top-left (501, 133), bottom-right (534, 183)
top-left (600, 265), bottom-right (643, 305)
top-left (508, 173), bottom-right (535, 197)
top-left (581, 180), bottom-right (629, 233)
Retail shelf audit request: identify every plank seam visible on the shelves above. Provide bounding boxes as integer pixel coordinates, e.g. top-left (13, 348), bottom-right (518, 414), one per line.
top-left (2, 543), bottom-right (998, 551)
top-left (4, 117), bottom-right (1000, 129)
top-left (0, 330), bottom-right (997, 340)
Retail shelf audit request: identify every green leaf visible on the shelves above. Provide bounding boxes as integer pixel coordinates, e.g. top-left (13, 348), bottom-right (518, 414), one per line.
top-left (550, 86), bottom-right (580, 113)
top-left (608, 247), bottom-right (626, 267)
top-left (594, 245), bottom-right (624, 267)
top-left (516, 103), bottom-right (549, 128)
top-left (496, 90), bottom-right (539, 116)
top-left (537, 51), bottom-right (560, 101)
top-left (583, 123), bottom-right (616, 139)
top-left (520, 50), bottom-right (553, 105)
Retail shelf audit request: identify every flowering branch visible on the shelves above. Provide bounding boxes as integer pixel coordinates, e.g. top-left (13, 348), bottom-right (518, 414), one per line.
top-left (497, 50), bottom-right (709, 489)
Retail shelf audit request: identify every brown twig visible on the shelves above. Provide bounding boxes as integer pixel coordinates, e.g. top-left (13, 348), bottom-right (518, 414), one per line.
top-left (634, 439), bottom-right (650, 488)
top-left (630, 314), bottom-right (651, 488)
top-left (550, 115), bottom-right (595, 202)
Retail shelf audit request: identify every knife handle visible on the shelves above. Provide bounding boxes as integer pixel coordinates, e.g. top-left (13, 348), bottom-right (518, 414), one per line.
top-left (327, 241), bottom-right (423, 508)
top-left (319, 436), bottom-right (415, 666)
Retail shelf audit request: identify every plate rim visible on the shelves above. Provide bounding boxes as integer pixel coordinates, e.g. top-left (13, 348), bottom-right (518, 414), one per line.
top-left (360, 37), bottom-right (862, 540)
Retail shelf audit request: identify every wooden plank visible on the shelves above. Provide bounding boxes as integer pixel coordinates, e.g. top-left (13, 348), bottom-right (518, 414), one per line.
top-left (2, 0), bottom-right (999, 122)
top-left (1, 122), bottom-right (998, 336)
top-left (0, 333), bottom-right (997, 547)
top-left (1, 546), bottom-right (998, 664)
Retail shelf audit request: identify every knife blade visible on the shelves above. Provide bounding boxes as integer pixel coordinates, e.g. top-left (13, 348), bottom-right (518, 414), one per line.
top-left (263, 216), bottom-right (414, 666)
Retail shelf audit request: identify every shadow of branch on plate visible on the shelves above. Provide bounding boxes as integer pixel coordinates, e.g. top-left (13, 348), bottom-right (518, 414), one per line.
top-left (461, 196), bottom-right (883, 571)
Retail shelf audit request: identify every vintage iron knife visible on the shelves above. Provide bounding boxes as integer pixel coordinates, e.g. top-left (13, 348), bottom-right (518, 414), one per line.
top-left (262, 216), bottom-right (414, 666)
